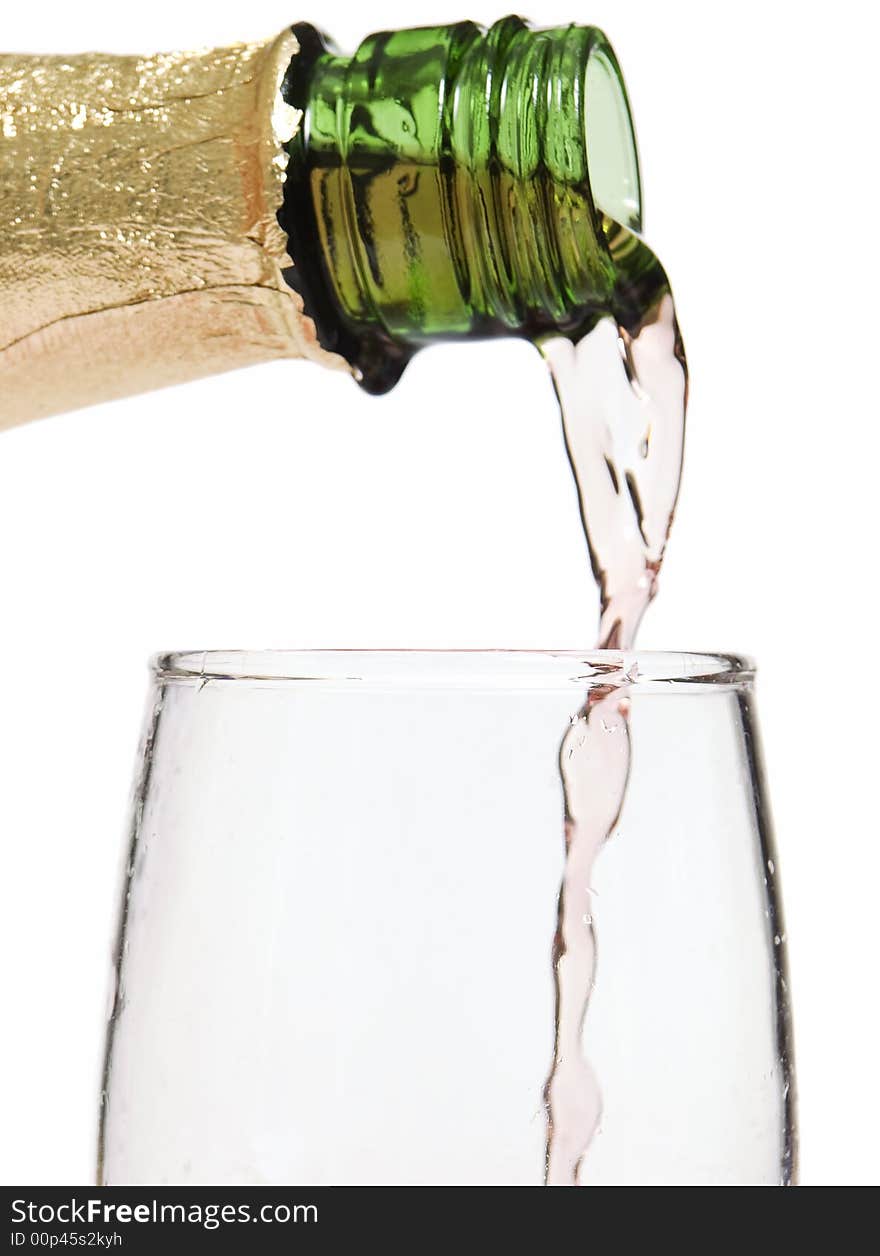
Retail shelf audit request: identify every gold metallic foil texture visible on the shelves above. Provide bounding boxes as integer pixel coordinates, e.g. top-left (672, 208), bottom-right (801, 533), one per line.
top-left (0, 29), bottom-right (346, 430)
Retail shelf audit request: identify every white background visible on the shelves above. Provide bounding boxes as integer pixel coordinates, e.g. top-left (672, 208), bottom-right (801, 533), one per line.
top-left (1, 0), bottom-right (877, 1186)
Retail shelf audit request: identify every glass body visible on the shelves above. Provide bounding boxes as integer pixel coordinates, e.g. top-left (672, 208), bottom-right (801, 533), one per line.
top-left (99, 651), bottom-right (795, 1186)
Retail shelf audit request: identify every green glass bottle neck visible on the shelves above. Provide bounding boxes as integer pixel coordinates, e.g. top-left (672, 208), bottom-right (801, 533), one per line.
top-left (279, 18), bottom-right (642, 392)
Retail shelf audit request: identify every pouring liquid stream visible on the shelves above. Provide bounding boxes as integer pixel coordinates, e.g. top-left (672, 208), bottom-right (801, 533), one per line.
top-left (537, 218), bottom-right (688, 1184)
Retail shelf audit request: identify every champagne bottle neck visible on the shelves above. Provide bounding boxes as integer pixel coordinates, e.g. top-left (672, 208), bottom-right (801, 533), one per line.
top-left (280, 18), bottom-right (642, 393)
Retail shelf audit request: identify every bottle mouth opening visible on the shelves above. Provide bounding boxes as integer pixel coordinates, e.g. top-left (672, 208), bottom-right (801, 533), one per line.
top-left (584, 36), bottom-right (642, 233)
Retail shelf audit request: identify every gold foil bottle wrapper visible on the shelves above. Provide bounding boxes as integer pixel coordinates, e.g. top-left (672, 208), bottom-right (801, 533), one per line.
top-left (0, 28), bottom-right (347, 430)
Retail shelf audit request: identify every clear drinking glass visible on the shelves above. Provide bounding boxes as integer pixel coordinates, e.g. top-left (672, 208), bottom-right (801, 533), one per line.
top-left (98, 650), bottom-right (796, 1186)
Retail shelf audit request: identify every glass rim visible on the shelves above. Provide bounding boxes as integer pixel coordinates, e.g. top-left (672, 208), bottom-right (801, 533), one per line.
top-left (151, 650), bottom-right (755, 692)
